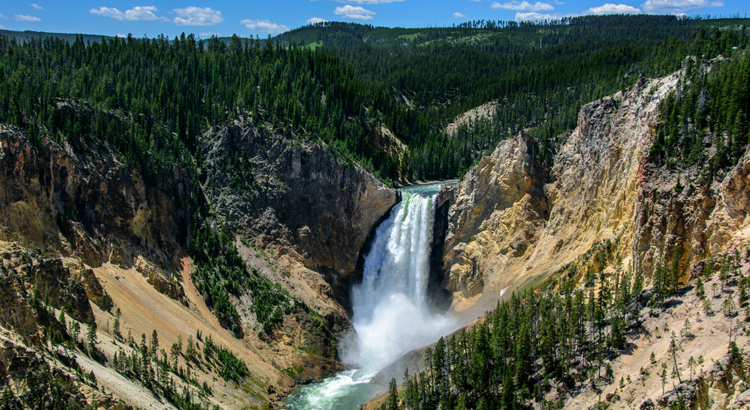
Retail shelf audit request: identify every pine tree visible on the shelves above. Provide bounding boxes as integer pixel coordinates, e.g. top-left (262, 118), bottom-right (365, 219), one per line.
top-left (72, 321), bottom-right (80, 344)
top-left (58, 311), bottom-right (67, 332)
top-left (186, 335), bottom-right (195, 362)
top-left (86, 316), bottom-right (98, 355)
top-left (688, 356), bottom-right (696, 380)
top-left (150, 330), bottom-right (159, 359)
top-left (113, 308), bottom-right (121, 339)
top-left (388, 378), bottom-right (399, 410)
top-left (669, 335), bottom-right (682, 384)
top-left (170, 342), bottom-right (180, 370)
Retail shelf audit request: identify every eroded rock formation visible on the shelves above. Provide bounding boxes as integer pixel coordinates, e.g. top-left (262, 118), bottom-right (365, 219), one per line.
top-left (201, 122), bottom-right (398, 309)
top-left (437, 72), bottom-right (750, 311)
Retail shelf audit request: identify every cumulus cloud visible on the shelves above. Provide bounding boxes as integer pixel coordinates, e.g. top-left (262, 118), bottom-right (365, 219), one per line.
top-left (241, 19), bottom-right (290, 34)
top-left (584, 3), bottom-right (641, 14)
top-left (334, 5), bottom-right (376, 20)
top-left (0, 14), bottom-right (6, 19)
top-left (453, 12), bottom-right (468, 18)
top-left (89, 6), bottom-right (163, 21)
top-left (307, 17), bottom-right (327, 24)
top-left (30, 3), bottom-right (44, 10)
top-left (174, 6), bottom-right (224, 26)
top-left (641, 0), bottom-right (723, 13)
top-left (492, 1), bottom-right (554, 11)
top-left (514, 11), bottom-right (561, 21)
top-left (14, 15), bottom-right (41, 22)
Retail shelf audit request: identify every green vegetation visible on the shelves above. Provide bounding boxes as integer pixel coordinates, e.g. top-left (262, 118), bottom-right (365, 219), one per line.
top-left (2, 16), bottom-right (748, 186)
top-left (393, 249), bottom-right (748, 410)
top-left (202, 334), bottom-right (250, 382)
top-left (0, 31), bottom-right (409, 184)
top-left (110, 330), bottom-right (221, 410)
top-left (280, 17), bottom-right (750, 178)
top-left (189, 224), bottom-right (299, 336)
top-left (652, 29), bottom-right (750, 173)
top-left (1, 17), bottom-right (749, 409)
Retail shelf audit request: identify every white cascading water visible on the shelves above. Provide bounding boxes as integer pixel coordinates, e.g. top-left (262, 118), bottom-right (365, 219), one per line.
top-left (285, 184), bottom-right (456, 410)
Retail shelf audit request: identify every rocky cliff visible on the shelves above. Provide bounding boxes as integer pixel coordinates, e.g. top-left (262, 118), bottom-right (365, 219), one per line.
top-left (437, 72), bottom-right (750, 311)
top-left (0, 119), bottom-right (400, 407)
top-left (201, 121), bottom-right (398, 311)
top-left (0, 124), bottom-right (191, 289)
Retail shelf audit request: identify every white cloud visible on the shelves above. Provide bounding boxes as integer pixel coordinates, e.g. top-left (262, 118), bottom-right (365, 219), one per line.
top-left (116, 33), bottom-right (127, 38)
top-left (331, 0), bottom-right (403, 3)
top-left (453, 12), bottom-right (468, 18)
top-left (89, 6), bottom-right (163, 21)
top-left (584, 3), bottom-right (641, 14)
top-left (641, 0), bottom-right (723, 13)
top-left (0, 14), bottom-right (6, 19)
top-left (492, 1), bottom-right (554, 11)
top-left (0, 25), bottom-right (4, 29)
top-left (241, 19), bottom-right (290, 34)
top-left (514, 11), bottom-right (561, 21)
top-left (334, 5), bottom-right (376, 20)
top-left (173, 7), bottom-right (224, 26)
top-left (30, 3), bottom-right (44, 11)
top-left (307, 17), bottom-right (327, 24)
top-left (14, 14), bottom-right (41, 22)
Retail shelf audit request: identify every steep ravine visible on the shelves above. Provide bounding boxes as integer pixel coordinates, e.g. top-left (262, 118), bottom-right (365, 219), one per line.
top-left (201, 121), bottom-right (398, 316)
top-left (363, 71), bottom-right (750, 410)
top-left (0, 120), bottom-right (398, 409)
top-left (435, 72), bottom-right (750, 312)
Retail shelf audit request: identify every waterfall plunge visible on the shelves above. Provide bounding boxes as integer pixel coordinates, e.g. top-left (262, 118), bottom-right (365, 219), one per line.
top-left (343, 186), bottom-right (455, 374)
top-left (285, 184), bottom-right (455, 410)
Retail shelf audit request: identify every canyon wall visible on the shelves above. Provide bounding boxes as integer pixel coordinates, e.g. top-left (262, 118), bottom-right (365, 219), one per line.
top-left (0, 120), bottom-right (399, 407)
top-left (437, 73), bottom-right (750, 311)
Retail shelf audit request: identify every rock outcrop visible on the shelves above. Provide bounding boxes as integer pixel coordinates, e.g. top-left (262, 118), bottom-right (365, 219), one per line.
top-left (201, 122), bottom-right (398, 308)
top-left (0, 125), bottom-right (191, 294)
top-left (438, 133), bottom-right (548, 304)
top-left (0, 118), bottom-right (401, 402)
top-left (437, 71), bottom-right (750, 310)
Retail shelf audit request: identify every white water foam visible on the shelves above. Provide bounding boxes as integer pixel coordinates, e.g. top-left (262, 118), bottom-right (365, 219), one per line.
top-left (285, 184), bottom-right (456, 409)
top-left (344, 190), bottom-right (455, 371)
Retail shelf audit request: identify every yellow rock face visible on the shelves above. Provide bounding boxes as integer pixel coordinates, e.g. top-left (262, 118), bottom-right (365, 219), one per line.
top-left (438, 73), bottom-right (750, 313)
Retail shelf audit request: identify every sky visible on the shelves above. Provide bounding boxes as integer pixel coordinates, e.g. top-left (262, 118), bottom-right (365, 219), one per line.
top-left (1, 0), bottom-right (749, 39)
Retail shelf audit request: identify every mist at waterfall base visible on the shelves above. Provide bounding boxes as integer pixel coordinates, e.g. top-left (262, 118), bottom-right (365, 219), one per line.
top-left (284, 184), bottom-right (457, 409)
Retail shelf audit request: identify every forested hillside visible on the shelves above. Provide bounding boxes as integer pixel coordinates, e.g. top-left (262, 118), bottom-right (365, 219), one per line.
top-left (2, 16), bottom-right (748, 183)
top-left (377, 248), bottom-right (750, 410)
top-left (0, 32), bottom-right (410, 184)
top-left (278, 16), bottom-right (750, 179)
top-left (0, 16), bottom-right (747, 349)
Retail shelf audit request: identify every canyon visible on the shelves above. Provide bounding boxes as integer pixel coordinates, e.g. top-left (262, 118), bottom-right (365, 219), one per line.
top-left (1, 65), bottom-right (750, 410)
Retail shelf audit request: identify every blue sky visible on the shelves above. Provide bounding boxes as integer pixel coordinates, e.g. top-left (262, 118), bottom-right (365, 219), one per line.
top-left (1, 0), bottom-right (749, 38)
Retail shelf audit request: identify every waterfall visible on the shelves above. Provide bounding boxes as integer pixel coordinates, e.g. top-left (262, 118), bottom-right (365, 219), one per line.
top-left (285, 184), bottom-right (455, 409)
top-left (344, 187), bottom-right (454, 371)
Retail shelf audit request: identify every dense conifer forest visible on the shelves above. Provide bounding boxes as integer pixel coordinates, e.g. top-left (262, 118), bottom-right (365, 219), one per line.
top-left (277, 16), bottom-right (750, 177)
top-left (1, 16), bottom-right (748, 183)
